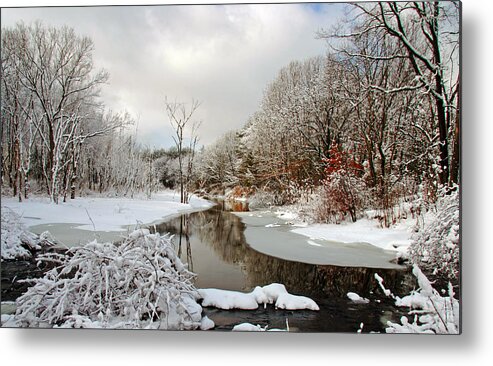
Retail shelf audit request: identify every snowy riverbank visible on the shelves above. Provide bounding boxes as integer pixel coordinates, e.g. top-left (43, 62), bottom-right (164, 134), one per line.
top-left (232, 208), bottom-right (412, 268)
top-left (1, 190), bottom-right (214, 233)
top-left (275, 208), bottom-right (416, 254)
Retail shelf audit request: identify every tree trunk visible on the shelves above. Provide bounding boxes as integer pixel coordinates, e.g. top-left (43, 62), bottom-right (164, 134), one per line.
top-left (449, 80), bottom-right (460, 186)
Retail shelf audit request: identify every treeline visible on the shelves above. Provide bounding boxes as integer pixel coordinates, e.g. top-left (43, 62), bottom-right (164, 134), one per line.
top-left (192, 2), bottom-right (460, 225)
top-left (2, 2), bottom-right (460, 224)
top-left (0, 22), bottom-right (156, 202)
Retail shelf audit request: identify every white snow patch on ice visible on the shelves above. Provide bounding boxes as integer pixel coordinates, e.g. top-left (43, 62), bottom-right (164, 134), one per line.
top-left (291, 217), bottom-right (413, 251)
top-left (275, 210), bottom-right (298, 221)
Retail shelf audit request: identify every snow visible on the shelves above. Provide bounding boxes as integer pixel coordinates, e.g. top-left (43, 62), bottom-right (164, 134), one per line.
top-left (374, 273), bottom-right (394, 298)
top-left (198, 288), bottom-right (260, 310)
top-left (232, 322), bottom-right (288, 332)
top-left (198, 283), bottom-right (319, 311)
top-left (291, 217), bottom-right (413, 252)
top-left (236, 211), bottom-right (403, 268)
top-left (1, 207), bottom-right (54, 259)
top-left (12, 229), bottom-right (210, 330)
top-left (1, 208), bottom-right (35, 259)
top-left (386, 265), bottom-right (460, 334)
top-left (275, 293), bottom-right (320, 311)
top-left (199, 316), bottom-right (215, 330)
top-left (347, 292), bottom-right (370, 304)
top-left (1, 314), bottom-right (20, 328)
top-left (261, 283), bottom-right (288, 303)
top-left (232, 323), bottom-right (265, 331)
top-left (274, 210), bottom-right (298, 221)
top-left (2, 190), bottom-right (213, 232)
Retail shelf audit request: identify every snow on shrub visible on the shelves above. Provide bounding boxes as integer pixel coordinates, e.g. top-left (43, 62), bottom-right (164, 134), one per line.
top-left (14, 229), bottom-right (211, 330)
top-left (1, 207), bottom-right (40, 259)
top-left (316, 143), bottom-right (366, 223)
top-left (385, 265), bottom-right (459, 334)
top-left (408, 187), bottom-right (460, 282)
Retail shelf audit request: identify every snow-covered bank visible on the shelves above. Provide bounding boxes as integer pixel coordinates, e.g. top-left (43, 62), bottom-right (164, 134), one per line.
top-left (234, 211), bottom-right (403, 268)
top-left (291, 217), bottom-right (413, 252)
top-left (268, 204), bottom-right (415, 254)
top-left (2, 190), bottom-right (213, 232)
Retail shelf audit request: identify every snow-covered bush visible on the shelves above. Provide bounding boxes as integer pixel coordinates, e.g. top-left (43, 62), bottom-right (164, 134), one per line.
top-left (315, 143), bottom-right (367, 224)
top-left (386, 265), bottom-right (459, 334)
top-left (408, 187), bottom-right (460, 282)
top-left (14, 229), bottom-right (209, 330)
top-left (1, 207), bottom-right (39, 259)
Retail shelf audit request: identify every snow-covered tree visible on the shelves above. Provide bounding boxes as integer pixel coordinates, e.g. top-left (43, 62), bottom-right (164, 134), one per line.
top-left (320, 2), bottom-right (460, 187)
top-left (1, 22), bottom-right (125, 202)
top-left (195, 130), bottom-right (240, 193)
top-left (164, 98), bottom-right (201, 204)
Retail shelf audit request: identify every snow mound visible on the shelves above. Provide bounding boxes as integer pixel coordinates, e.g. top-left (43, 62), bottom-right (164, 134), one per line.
top-left (198, 283), bottom-right (318, 311)
top-left (261, 283), bottom-right (288, 303)
top-left (200, 316), bottom-right (215, 330)
top-left (347, 292), bottom-right (370, 304)
top-left (198, 288), bottom-right (259, 310)
top-left (232, 322), bottom-right (288, 332)
top-left (2, 191), bottom-right (214, 233)
top-left (13, 229), bottom-right (209, 330)
top-left (275, 293), bottom-right (320, 311)
top-left (232, 323), bottom-right (265, 331)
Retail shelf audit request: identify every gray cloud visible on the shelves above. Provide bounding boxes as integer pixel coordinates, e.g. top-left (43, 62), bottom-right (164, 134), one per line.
top-left (1, 2), bottom-right (343, 148)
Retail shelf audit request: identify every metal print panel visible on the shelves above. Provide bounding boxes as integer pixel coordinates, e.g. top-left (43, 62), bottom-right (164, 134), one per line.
top-left (1, 1), bottom-right (461, 333)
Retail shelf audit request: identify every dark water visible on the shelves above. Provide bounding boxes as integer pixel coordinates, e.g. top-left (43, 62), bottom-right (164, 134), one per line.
top-left (150, 202), bottom-right (416, 333)
top-left (1, 199), bottom-right (416, 332)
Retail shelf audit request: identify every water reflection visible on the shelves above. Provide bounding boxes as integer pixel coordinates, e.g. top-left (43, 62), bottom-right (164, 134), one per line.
top-left (151, 206), bottom-right (414, 300)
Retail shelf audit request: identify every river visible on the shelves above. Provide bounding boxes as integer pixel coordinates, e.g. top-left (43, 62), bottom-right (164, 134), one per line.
top-left (150, 200), bottom-right (415, 332)
top-left (2, 199), bottom-right (416, 332)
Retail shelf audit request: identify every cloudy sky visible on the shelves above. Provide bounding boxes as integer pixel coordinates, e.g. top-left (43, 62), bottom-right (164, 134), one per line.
top-left (2, 1), bottom-right (344, 148)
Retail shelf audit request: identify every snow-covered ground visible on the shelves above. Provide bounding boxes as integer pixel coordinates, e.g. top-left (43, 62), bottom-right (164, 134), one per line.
top-left (2, 190), bottom-right (213, 232)
top-left (275, 207), bottom-right (415, 253)
top-left (291, 218), bottom-right (414, 252)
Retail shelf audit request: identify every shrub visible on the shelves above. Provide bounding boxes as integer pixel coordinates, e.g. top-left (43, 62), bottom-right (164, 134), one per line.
top-left (14, 229), bottom-right (207, 329)
top-left (408, 187), bottom-right (460, 283)
top-left (316, 143), bottom-right (366, 223)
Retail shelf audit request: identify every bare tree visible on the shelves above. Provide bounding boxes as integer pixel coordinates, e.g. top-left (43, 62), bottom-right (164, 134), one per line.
top-left (164, 98), bottom-right (201, 204)
top-left (0, 22), bottom-right (132, 203)
top-left (319, 2), bottom-right (460, 186)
